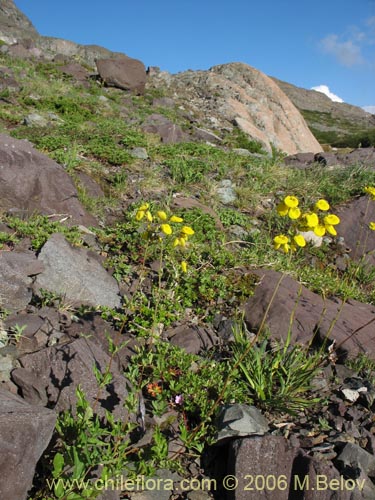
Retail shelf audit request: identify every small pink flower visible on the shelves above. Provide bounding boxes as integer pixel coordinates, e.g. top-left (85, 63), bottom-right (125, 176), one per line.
top-left (174, 395), bottom-right (184, 405)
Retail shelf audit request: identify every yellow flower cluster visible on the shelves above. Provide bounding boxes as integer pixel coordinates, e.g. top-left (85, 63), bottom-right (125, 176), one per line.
top-left (134, 203), bottom-right (195, 271)
top-left (274, 195), bottom-right (340, 253)
top-left (364, 186), bottom-right (375, 231)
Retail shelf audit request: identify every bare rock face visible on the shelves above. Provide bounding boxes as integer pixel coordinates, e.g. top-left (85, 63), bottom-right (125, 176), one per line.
top-left (0, 0), bottom-right (39, 44)
top-left (0, 389), bottom-right (56, 500)
top-left (0, 133), bottom-right (96, 226)
top-left (153, 63), bottom-right (322, 155)
top-left (244, 269), bottom-right (375, 360)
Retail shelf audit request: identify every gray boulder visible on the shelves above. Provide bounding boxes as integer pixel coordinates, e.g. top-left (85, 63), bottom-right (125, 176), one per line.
top-left (34, 233), bottom-right (121, 309)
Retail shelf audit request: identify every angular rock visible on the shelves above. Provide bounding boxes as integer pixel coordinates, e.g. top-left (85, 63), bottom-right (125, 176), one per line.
top-left (0, 250), bottom-right (43, 312)
top-left (23, 112), bottom-right (49, 127)
top-left (11, 367), bottom-right (49, 406)
top-left (57, 62), bottom-right (90, 82)
top-left (243, 269), bottom-right (375, 360)
top-left (291, 450), bottom-right (356, 500)
top-left (216, 404), bottom-right (269, 442)
top-left (335, 442), bottom-right (375, 479)
top-left (0, 388), bottom-right (56, 500)
top-left (96, 55), bottom-right (146, 94)
top-left (215, 179), bottom-right (237, 205)
top-left (18, 337), bottom-right (131, 418)
top-left (336, 196), bottom-right (375, 267)
top-left (34, 233), bottom-right (121, 309)
top-left (0, 133), bottom-right (96, 226)
top-left (166, 324), bottom-right (219, 354)
top-left (142, 113), bottom-right (188, 144)
top-left (227, 435), bottom-right (296, 499)
top-left (283, 152), bottom-right (316, 167)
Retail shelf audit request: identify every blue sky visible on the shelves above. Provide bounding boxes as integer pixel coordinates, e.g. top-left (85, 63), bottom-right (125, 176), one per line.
top-left (15, 0), bottom-right (375, 110)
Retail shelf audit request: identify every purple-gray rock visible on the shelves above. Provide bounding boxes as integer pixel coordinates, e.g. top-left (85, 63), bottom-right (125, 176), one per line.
top-left (0, 133), bottom-right (96, 226)
top-left (18, 337), bottom-right (131, 418)
top-left (0, 250), bottom-right (44, 312)
top-left (96, 55), bottom-right (146, 94)
top-left (0, 388), bottom-right (56, 500)
top-left (244, 269), bottom-right (375, 360)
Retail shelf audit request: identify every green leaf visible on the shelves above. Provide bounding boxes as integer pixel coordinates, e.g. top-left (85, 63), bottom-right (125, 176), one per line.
top-left (52, 452), bottom-right (65, 477)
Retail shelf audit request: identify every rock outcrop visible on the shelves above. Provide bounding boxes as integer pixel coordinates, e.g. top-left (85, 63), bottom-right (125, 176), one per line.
top-left (0, 0), bottom-right (38, 44)
top-left (150, 63), bottom-right (322, 155)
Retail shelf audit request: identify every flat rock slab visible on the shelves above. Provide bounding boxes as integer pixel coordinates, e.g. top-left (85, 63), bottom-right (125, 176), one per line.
top-left (0, 133), bottom-right (96, 226)
top-left (34, 233), bottom-right (121, 309)
top-left (0, 388), bottom-right (56, 500)
top-left (18, 337), bottom-right (130, 418)
top-left (0, 250), bottom-right (43, 312)
top-left (216, 404), bottom-right (269, 441)
top-left (244, 269), bottom-right (375, 360)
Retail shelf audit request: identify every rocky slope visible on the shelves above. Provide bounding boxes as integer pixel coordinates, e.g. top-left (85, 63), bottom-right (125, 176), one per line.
top-left (2, 2), bottom-right (375, 500)
top-left (0, 1), bottom-right (321, 155)
top-left (148, 63), bottom-right (322, 155)
top-left (273, 77), bottom-right (375, 146)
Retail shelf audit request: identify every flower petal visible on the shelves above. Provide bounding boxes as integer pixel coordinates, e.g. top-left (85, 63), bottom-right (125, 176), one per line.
top-left (161, 224), bottom-right (172, 235)
top-left (284, 195), bottom-right (299, 208)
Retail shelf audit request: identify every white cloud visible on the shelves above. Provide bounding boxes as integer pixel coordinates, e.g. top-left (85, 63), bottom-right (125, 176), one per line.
top-left (319, 34), bottom-right (364, 66)
top-left (311, 85), bottom-right (344, 103)
top-left (363, 105), bottom-right (375, 114)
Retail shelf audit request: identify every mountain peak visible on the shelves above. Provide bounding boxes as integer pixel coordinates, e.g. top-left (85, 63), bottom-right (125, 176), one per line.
top-left (0, 0), bottom-right (39, 44)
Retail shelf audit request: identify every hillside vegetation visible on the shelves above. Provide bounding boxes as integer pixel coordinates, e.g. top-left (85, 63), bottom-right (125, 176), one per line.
top-left (2, 52), bottom-right (375, 499)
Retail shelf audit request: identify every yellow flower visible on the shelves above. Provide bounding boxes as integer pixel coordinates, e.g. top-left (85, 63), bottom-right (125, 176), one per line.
top-left (181, 261), bottom-right (188, 273)
top-left (161, 224), bottom-right (172, 235)
top-left (293, 234), bottom-right (306, 247)
top-left (369, 222), bottom-right (375, 231)
top-left (135, 210), bottom-right (145, 221)
top-left (157, 210), bottom-right (168, 221)
top-left (315, 199), bottom-right (330, 211)
top-left (273, 234), bottom-right (290, 253)
top-left (314, 225), bottom-right (326, 236)
top-left (303, 212), bottom-right (319, 228)
top-left (288, 207), bottom-right (301, 220)
top-left (276, 202), bottom-right (289, 216)
top-left (277, 198), bottom-right (300, 219)
top-left (135, 203), bottom-right (151, 221)
top-left (324, 214), bottom-right (340, 226)
top-left (284, 196), bottom-right (299, 208)
top-left (170, 215), bottom-right (183, 223)
top-left (181, 226), bottom-right (195, 236)
top-left (364, 186), bottom-right (375, 200)
top-left (322, 214), bottom-right (339, 236)
top-left (314, 214), bottom-right (340, 236)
